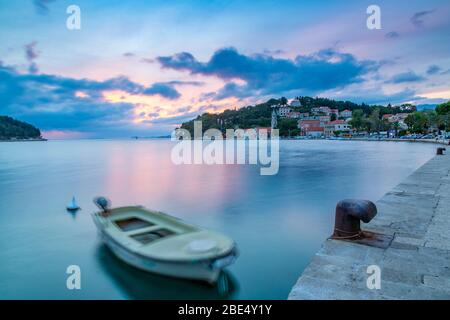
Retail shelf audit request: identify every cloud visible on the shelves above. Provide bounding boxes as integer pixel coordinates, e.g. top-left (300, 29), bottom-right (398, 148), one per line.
top-left (123, 52), bottom-right (135, 58)
top-left (327, 88), bottom-right (418, 105)
top-left (0, 63), bottom-right (191, 135)
top-left (410, 10), bottom-right (434, 28)
top-left (157, 47), bottom-right (379, 98)
top-left (24, 41), bottom-right (39, 74)
top-left (164, 80), bottom-right (204, 87)
top-left (385, 31), bottom-right (400, 39)
top-left (142, 80), bottom-right (204, 100)
top-left (0, 65), bottom-right (134, 131)
top-left (25, 42), bottom-right (39, 61)
top-left (426, 65), bottom-right (441, 75)
top-left (387, 71), bottom-right (425, 84)
top-left (143, 83), bottom-right (181, 100)
top-left (141, 58), bottom-right (154, 64)
top-left (262, 49), bottom-right (285, 55)
top-left (33, 0), bottom-right (55, 15)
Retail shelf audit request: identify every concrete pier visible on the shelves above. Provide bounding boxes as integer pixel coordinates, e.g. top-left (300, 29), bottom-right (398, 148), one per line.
top-left (289, 151), bottom-right (450, 299)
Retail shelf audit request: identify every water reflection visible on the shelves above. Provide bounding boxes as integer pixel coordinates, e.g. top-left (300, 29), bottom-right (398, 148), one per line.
top-left (66, 208), bottom-right (82, 220)
top-left (0, 140), bottom-right (438, 299)
top-left (96, 245), bottom-right (239, 300)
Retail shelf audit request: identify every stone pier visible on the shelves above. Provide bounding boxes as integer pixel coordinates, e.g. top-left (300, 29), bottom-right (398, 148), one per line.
top-left (289, 150), bottom-right (450, 299)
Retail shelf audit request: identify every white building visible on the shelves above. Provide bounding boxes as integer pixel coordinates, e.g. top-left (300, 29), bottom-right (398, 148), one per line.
top-left (290, 99), bottom-right (301, 107)
top-left (340, 109), bottom-right (352, 119)
top-left (325, 120), bottom-right (352, 136)
top-left (311, 106), bottom-right (332, 116)
top-left (277, 105), bottom-right (292, 117)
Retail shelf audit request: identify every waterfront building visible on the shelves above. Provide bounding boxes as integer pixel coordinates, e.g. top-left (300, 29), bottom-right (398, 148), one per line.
top-left (325, 120), bottom-right (352, 136)
top-left (298, 119), bottom-right (325, 137)
top-left (382, 113), bottom-right (409, 130)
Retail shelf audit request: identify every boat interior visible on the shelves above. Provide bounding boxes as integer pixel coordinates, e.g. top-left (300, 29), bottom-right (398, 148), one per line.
top-left (107, 208), bottom-right (197, 246)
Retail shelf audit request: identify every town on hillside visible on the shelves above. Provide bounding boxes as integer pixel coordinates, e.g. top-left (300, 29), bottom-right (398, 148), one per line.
top-left (272, 98), bottom-right (413, 138)
top-left (180, 97), bottom-right (450, 140)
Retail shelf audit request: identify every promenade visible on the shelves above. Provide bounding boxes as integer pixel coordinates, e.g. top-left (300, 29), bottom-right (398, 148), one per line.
top-left (289, 149), bottom-right (450, 299)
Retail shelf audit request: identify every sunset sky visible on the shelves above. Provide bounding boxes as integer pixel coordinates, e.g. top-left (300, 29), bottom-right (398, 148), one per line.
top-left (1, 0), bottom-right (449, 138)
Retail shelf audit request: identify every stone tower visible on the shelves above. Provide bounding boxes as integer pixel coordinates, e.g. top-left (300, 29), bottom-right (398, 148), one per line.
top-left (271, 105), bottom-right (279, 129)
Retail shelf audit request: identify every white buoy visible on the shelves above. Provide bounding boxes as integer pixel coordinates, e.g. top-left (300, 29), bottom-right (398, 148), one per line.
top-left (66, 196), bottom-right (80, 211)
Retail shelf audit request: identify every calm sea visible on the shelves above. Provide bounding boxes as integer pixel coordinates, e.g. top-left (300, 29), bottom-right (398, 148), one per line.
top-left (0, 139), bottom-right (436, 299)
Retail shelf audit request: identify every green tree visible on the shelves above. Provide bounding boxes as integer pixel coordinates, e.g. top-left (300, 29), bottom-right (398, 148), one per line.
top-left (423, 110), bottom-right (440, 132)
top-left (278, 118), bottom-right (298, 137)
top-left (349, 109), bottom-right (364, 131)
top-left (436, 101), bottom-right (450, 131)
top-left (0, 116), bottom-right (41, 140)
top-left (436, 101), bottom-right (450, 115)
top-left (368, 108), bottom-right (383, 134)
top-left (405, 112), bottom-right (429, 133)
top-left (330, 113), bottom-right (337, 121)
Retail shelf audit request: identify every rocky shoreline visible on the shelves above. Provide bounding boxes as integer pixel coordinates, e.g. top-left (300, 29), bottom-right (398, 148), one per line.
top-left (0, 138), bottom-right (47, 142)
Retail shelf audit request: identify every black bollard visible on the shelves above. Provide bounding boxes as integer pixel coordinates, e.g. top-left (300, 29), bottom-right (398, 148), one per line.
top-left (437, 147), bottom-right (446, 155)
top-left (332, 199), bottom-right (377, 239)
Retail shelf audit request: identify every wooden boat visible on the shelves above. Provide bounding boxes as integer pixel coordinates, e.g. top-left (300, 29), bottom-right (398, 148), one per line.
top-left (92, 200), bottom-right (238, 284)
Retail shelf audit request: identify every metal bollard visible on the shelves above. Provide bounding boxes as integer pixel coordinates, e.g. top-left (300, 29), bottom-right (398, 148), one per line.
top-left (332, 199), bottom-right (377, 239)
top-left (437, 147), bottom-right (446, 155)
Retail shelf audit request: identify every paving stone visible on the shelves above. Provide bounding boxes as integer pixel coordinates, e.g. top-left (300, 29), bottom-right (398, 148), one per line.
top-left (422, 275), bottom-right (450, 292)
top-left (289, 152), bottom-right (450, 300)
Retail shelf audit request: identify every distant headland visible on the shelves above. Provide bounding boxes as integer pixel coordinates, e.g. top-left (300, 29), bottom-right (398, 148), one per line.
top-left (0, 116), bottom-right (46, 141)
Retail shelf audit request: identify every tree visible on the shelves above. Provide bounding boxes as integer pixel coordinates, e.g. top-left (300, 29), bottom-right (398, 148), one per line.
top-left (423, 110), bottom-right (440, 132)
top-left (0, 116), bottom-right (41, 140)
top-left (436, 101), bottom-right (450, 115)
top-left (405, 112), bottom-right (429, 133)
top-left (368, 108), bottom-right (383, 134)
top-left (436, 101), bottom-right (450, 131)
top-left (349, 109), bottom-right (365, 131)
top-left (330, 113), bottom-right (337, 121)
top-left (280, 97), bottom-right (288, 105)
top-left (278, 118), bottom-right (299, 137)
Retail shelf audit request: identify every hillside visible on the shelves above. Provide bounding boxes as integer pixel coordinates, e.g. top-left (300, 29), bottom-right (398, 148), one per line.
top-left (0, 116), bottom-right (42, 140)
top-left (180, 96), bottom-right (414, 135)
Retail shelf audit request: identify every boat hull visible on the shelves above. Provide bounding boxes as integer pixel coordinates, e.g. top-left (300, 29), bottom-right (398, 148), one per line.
top-left (99, 228), bottom-right (233, 284)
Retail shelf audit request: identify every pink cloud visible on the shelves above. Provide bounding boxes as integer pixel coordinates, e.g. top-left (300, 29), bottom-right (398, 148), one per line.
top-left (42, 130), bottom-right (87, 140)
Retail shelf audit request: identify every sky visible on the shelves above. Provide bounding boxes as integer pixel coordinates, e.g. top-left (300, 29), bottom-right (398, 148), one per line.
top-left (0, 0), bottom-right (449, 138)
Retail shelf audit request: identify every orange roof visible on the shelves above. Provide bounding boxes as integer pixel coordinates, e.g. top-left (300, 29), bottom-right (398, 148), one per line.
top-left (330, 120), bottom-right (346, 125)
top-left (299, 120), bottom-right (320, 124)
